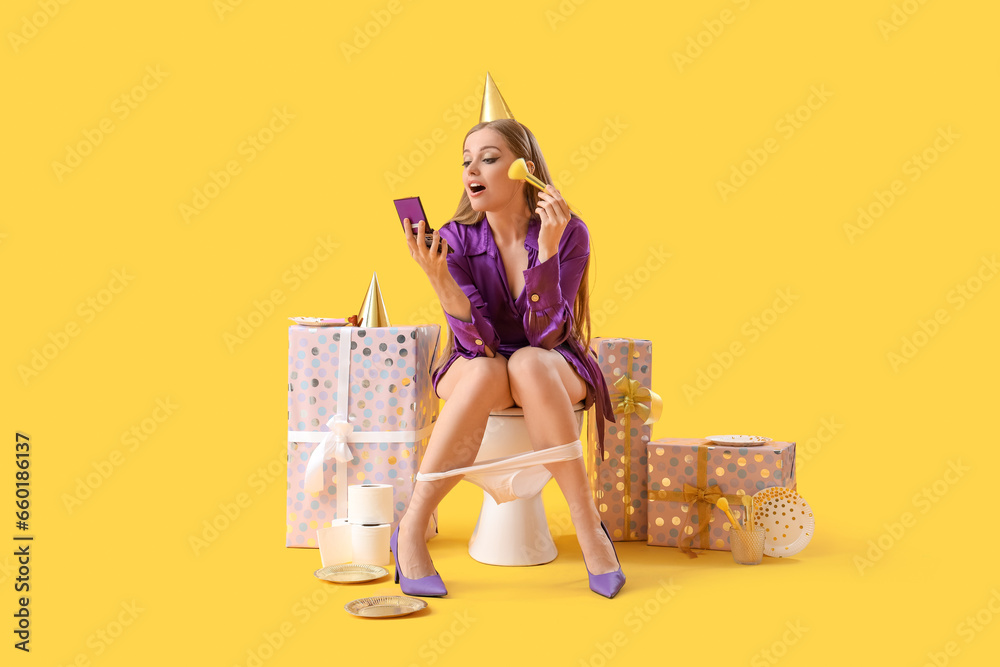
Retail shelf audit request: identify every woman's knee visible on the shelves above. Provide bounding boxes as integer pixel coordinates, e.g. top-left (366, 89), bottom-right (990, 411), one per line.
top-left (509, 347), bottom-right (587, 405)
top-left (508, 347), bottom-right (561, 402)
top-left (508, 347), bottom-right (558, 377)
top-left (453, 356), bottom-right (513, 407)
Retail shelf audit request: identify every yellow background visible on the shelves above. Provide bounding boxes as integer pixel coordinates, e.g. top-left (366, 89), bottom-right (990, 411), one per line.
top-left (3, 0), bottom-right (998, 664)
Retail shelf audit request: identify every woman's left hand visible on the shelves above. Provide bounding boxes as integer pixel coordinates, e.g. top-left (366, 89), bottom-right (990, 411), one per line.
top-left (535, 184), bottom-right (571, 263)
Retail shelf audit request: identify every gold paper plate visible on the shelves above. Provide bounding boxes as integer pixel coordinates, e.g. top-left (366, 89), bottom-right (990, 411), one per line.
top-left (705, 434), bottom-right (772, 446)
top-left (345, 595), bottom-right (427, 618)
top-left (314, 564), bottom-right (388, 583)
top-left (750, 487), bottom-right (814, 557)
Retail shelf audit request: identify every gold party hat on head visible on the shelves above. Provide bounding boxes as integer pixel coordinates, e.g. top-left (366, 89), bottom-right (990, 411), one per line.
top-left (479, 72), bottom-right (515, 122)
top-left (357, 272), bottom-right (390, 328)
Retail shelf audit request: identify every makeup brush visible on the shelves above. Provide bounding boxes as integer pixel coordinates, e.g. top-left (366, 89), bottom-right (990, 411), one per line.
top-left (508, 158), bottom-right (581, 217)
top-left (715, 497), bottom-right (743, 532)
top-left (741, 494), bottom-right (753, 530)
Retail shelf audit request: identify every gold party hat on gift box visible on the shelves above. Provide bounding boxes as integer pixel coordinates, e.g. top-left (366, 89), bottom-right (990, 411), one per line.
top-left (357, 272), bottom-right (390, 328)
top-left (480, 72), bottom-right (515, 122)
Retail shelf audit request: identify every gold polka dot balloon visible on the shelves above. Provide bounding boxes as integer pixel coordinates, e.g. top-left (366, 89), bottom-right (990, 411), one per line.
top-left (750, 487), bottom-right (814, 557)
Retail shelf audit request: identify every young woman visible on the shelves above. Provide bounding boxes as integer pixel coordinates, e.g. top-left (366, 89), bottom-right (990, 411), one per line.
top-left (394, 118), bottom-right (620, 598)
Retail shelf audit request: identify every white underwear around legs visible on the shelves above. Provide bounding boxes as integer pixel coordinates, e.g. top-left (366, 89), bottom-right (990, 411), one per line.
top-left (416, 440), bottom-right (583, 505)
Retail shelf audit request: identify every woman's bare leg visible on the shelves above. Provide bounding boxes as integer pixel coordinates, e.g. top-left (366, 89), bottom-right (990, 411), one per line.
top-left (507, 347), bottom-right (619, 575)
top-left (396, 355), bottom-right (514, 579)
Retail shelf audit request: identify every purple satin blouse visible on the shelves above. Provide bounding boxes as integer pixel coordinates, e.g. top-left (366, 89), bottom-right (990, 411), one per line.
top-left (430, 214), bottom-right (615, 454)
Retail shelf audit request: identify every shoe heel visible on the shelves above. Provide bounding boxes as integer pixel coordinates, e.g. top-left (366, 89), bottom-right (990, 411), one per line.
top-left (390, 527), bottom-right (400, 584)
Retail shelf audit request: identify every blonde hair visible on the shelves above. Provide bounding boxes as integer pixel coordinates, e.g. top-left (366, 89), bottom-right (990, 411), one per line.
top-left (436, 119), bottom-right (592, 369)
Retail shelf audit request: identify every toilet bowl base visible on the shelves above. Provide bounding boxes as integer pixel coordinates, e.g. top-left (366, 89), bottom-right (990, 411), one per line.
top-left (464, 403), bottom-right (585, 567)
top-left (468, 489), bottom-right (557, 566)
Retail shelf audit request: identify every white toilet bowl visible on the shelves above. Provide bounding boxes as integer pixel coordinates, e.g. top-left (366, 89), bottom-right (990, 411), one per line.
top-left (467, 402), bottom-right (587, 566)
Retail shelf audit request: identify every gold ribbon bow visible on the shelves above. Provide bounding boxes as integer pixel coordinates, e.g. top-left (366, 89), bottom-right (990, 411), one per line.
top-left (611, 375), bottom-right (663, 426)
top-left (681, 482), bottom-right (723, 505)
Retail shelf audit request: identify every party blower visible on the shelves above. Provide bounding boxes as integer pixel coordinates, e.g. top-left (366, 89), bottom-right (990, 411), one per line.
top-left (508, 158), bottom-right (581, 218)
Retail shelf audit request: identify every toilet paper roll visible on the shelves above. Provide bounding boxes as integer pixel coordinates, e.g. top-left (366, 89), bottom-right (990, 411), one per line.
top-left (348, 484), bottom-right (394, 525)
top-left (316, 519), bottom-right (352, 567)
top-left (351, 523), bottom-right (391, 566)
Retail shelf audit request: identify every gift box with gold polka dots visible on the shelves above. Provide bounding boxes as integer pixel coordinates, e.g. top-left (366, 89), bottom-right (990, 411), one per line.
top-left (588, 337), bottom-right (655, 542)
top-left (646, 438), bottom-right (797, 551)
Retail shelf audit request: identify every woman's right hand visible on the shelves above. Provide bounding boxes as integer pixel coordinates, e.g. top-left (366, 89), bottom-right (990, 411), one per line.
top-left (404, 219), bottom-right (451, 285)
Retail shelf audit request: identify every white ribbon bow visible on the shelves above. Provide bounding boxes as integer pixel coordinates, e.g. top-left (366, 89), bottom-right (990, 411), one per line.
top-left (305, 415), bottom-right (355, 495)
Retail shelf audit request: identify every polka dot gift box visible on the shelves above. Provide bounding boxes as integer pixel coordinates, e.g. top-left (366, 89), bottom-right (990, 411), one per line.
top-left (286, 325), bottom-right (440, 548)
top-left (646, 438), bottom-right (797, 552)
top-left (588, 337), bottom-right (658, 542)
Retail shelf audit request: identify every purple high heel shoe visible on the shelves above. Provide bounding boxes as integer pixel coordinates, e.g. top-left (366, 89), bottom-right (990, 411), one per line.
top-left (586, 522), bottom-right (626, 599)
top-left (389, 525), bottom-right (448, 597)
